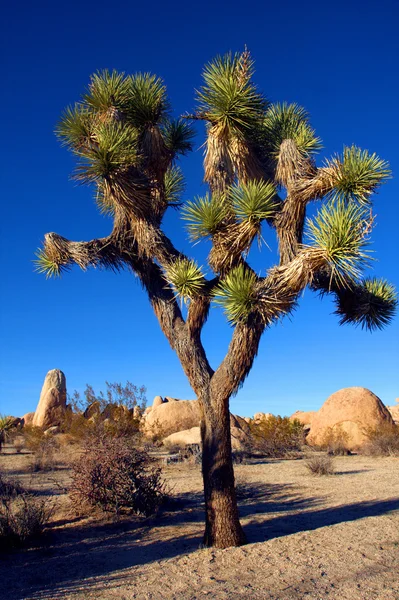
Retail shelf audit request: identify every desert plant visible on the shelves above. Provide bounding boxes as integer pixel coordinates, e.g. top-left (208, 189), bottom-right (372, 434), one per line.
top-left (68, 381), bottom-right (147, 414)
top-left (319, 425), bottom-right (351, 455)
top-left (363, 423), bottom-right (399, 456)
top-left (249, 416), bottom-right (305, 457)
top-left (0, 473), bottom-right (54, 550)
top-left (0, 415), bottom-right (15, 452)
top-left (13, 436), bottom-right (25, 454)
top-left (69, 434), bottom-right (166, 516)
top-left (36, 51), bottom-right (397, 548)
top-left (24, 430), bottom-right (59, 472)
top-left (305, 454), bottom-right (335, 476)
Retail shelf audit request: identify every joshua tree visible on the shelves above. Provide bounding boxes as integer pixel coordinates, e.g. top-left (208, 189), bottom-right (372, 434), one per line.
top-left (36, 51), bottom-right (397, 548)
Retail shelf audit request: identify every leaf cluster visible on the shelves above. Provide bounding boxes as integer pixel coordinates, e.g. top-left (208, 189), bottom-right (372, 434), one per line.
top-left (326, 146), bottom-right (391, 204)
top-left (197, 52), bottom-right (267, 136)
top-left (335, 277), bottom-right (397, 331)
top-left (306, 200), bottom-right (372, 285)
top-left (213, 265), bottom-right (258, 324)
top-left (164, 258), bottom-right (205, 302)
top-left (262, 102), bottom-right (321, 158)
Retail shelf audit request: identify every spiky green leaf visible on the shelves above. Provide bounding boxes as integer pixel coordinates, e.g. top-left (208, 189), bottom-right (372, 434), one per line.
top-left (163, 118), bottom-right (195, 156)
top-left (164, 258), bottom-right (205, 301)
top-left (164, 166), bottom-right (185, 206)
top-left (263, 103), bottom-right (321, 158)
top-left (197, 51), bottom-right (267, 135)
top-left (231, 179), bottom-right (278, 223)
top-left (83, 70), bottom-right (131, 112)
top-left (181, 193), bottom-right (228, 241)
top-left (326, 146), bottom-right (391, 204)
top-left (34, 248), bottom-right (63, 278)
top-left (56, 104), bottom-right (94, 150)
top-left (74, 121), bottom-right (139, 182)
top-left (335, 277), bottom-right (397, 330)
top-left (126, 73), bottom-right (169, 127)
top-left (213, 265), bottom-right (257, 324)
top-left (306, 200), bottom-right (372, 285)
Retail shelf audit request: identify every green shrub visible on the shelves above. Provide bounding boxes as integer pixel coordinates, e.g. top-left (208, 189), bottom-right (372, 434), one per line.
top-left (319, 425), bottom-right (351, 455)
top-left (363, 423), bottom-right (399, 456)
top-left (249, 416), bottom-right (305, 457)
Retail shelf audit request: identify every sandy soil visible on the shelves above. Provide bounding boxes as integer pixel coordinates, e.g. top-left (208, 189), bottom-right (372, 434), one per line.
top-left (1, 448), bottom-right (398, 600)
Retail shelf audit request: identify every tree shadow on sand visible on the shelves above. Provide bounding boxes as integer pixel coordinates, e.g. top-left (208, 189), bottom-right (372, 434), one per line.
top-left (1, 483), bottom-right (398, 600)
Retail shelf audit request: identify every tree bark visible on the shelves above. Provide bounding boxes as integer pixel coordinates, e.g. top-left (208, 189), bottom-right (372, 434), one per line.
top-left (200, 390), bottom-right (246, 548)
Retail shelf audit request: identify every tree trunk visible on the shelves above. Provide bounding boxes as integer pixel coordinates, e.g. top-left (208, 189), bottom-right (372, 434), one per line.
top-left (200, 390), bottom-right (246, 548)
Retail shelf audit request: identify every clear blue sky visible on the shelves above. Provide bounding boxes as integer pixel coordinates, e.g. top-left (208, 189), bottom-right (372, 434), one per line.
top-left (1, 0), bottom-right (398, 418)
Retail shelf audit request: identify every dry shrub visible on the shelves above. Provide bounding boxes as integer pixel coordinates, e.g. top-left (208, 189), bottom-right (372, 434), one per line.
top-left (319, 425), bottom-right (350, 455)
top-left (249, 416), bottom-right (305, 457)
top-left (363, 423), bottom-right (399, 456)
top-left (0, 473), bottom-right (54, 550)
top-left (23, 428), bottom-right (59, 472)
top-left (60, 409), bottom-right (141, 444)
top-left (13, 436), bottom-right (25, 454)
top-left (69, 434), bottom-right (167, 516)
top-left (305, 454), bottom-right (335, 476)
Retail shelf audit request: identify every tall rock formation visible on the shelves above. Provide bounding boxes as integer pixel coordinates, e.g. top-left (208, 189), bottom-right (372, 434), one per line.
top-left (32, 369), bottom-right (67, 428)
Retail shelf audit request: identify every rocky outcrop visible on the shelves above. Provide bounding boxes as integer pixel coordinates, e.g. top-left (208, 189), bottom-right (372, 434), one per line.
top-left (32, 369), bottom-right (67, 429)
top-left (387, 404), bottom-right (399, 423)
top-left (83, 401), bottom-right (101, 419)
top-left (307, 387), bottom-right (394, 450)
top-left (143, 397), bottom-right (201, 438)
top-left (162, 413), bottom-right (252, 451)
top-left (163, 427), bottom-right (201, 448)
top-left (22, 412), bottom-right (35, 426)
top-left (289, 411), bottom-right (317, 427)
top-left (152, 395), bottom-right (164, 409)
top-left (254, 412), bottom-right (273, 423)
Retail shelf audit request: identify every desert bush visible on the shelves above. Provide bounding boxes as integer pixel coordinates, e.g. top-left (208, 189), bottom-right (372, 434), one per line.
top-left (24, 429), bottom-right (59, 472)
top-left (305, 454), bottom-right (335, 476)
top-left (13, 436), bottom-right (25, 454)
top-left (0, 415), bottom-right (16, 452)
top-left (0, 473), bottom-right (53, 550)
top-left (319, 425), bottom-right (350, 455)
top-left (363, 423), bottom-right (399, 456)
top-left (249, 416), bottom-right (305, 457)
top-left (163, 441), bottom-right (181, 455)
top-left (68, 381), bottom-right (147, 415)
top-left (69, 434), bottom-right (167, 516)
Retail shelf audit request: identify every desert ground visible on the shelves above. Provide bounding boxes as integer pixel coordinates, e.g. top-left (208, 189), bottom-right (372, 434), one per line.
top-left (1, 446), bottom-right (398, 600)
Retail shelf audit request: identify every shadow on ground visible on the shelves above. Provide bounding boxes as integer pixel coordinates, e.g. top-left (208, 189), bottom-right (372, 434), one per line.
top-left (1, 481), bottom-right (398, 600)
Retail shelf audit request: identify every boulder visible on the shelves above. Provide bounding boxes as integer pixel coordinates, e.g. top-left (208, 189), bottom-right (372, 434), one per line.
top-left (32, 369), bottom-right (67, 429)
top-left (22, 412), bottom-right (35, 427)
top-left (84, 401), bottom-right (101, 419)
top-left (289, 410), bottom-right (317, 426)
top-left (45, 425), bottom-right (60, 436)
top-left (163, 427), bottom-right (201, 448)
top-left (144, 399), bottom-right (201, 439)
top-left (254, 412), bottom-right (273, 422)
top-left (307, 387), bottom-right (394, 450)
top-left (164, 396), bottom-right (179, 403)
top-left (387, 405), bottom-right (399, 423)
top-left (163, 422), bottom-right (251, 452)
top-left (152, 395), bottom-right (164, 409)
top-left (132, 405), bottom-right (142, 419)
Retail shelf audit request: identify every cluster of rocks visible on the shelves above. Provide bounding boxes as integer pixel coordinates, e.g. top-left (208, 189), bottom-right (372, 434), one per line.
top-left (142, 395), bottom-right (252, 451)
top-left (13, 369), bottom-right (399, 453)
